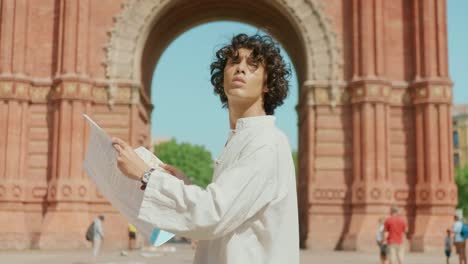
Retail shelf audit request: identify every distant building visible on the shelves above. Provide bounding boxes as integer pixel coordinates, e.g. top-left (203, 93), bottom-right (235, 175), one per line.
top-left (453, 105), bottom-right (468, 168)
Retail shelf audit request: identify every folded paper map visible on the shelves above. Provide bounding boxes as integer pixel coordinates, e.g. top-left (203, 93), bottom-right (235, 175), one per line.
top-left (82, 114), bottom-right (175, 246)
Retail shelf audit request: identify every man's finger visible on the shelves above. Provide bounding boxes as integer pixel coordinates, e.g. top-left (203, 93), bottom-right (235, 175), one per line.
top-left (112, 137), bottom-right (129, 149)
top-left (113, 144), bottom-right (122, 154)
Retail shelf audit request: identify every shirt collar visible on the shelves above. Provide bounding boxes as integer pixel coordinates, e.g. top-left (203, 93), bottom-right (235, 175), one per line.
top-left (232, 115), bottom-right (276, 132)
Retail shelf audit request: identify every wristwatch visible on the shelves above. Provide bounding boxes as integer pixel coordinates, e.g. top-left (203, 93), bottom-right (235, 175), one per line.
top-left (140, 167), bottom-right (155, 190)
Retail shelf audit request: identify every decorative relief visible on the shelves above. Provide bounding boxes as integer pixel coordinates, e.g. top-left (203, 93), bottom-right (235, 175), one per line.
top-left (12, 185), bottom-right (22, 198)
top-left (419, 190), bottom-right (429, 201)
top-left (435, 189), bottom-right (446, 200)
top-left (451, 189), bottom-right (457, 201)
top-left (419, 88), bottom-right (427, 96)
top-left (370, 188), bottom-right (381, 199)
top-left (340, 90), bottom-right (350, 104)
top-left (356, 88), bottom-right (363, 96)
top-left (0, 185), bottom-right (6, 197)
top-left (368, 85), bottom-right (379, 96)
top-left (78, 186), bottom-right (87, 197)
top-left (16, 83), bottom-right (27, 96)
top-left (30, 87), bottom-right (51, 102)
top-left (65, 83), bottom-right (77, 95)
top-left (411, 83), bottom-right (452, 103)
top-left (445, 86), bottom-right (452, 97)
top-left (1, 82), bottom-right (13, 94)
top-left (50, 186), bottom-right (56, 198)
top-left (81, 84), bottom-right (91, 96)
top-left (315, 88), bottom-right (328, 104)
top-left (32, 187), bottom-right (47, 198)
top-left (356, 187), bottom-right (365, 200)
top-left (385, 189), bottom-right (392, 200)
top-left (382, 87), bottom-right (390, 97)
top-left (131, 86), bottom-right (141, 104)
top-left (390, 93), bottom-right (400, 105)
top-left (0, 82), bottom-right (30, 100)
top-left (93, 87), bottom-right (108, 102)
top-left (313, 188), bottom-right (346, 200)
top-left (62, 185), bottom-right (72, 197)
top-left (117, 87), bottom-right (131, 102)
top-left (394, 189), bottom-right (409, 201)
top-left (402, 92), bottom-right (411, 104)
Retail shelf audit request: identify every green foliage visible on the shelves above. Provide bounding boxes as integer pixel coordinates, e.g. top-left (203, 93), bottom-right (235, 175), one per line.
top-left (154, 139), bottom-right (213, 188)
top-left (292, 150), bottom-right (298, 174)
top-left (456, 166), bottom-right (468, 217)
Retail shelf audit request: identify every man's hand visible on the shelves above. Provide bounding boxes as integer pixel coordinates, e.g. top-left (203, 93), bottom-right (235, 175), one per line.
top-left (160, 164), bottom-right (192, 185)
top-left (111, 137), bottom-right (150, 181)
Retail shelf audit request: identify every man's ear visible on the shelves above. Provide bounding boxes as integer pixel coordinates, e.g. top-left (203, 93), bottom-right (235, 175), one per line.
top-left (262, 86), bottom-right (269, 93)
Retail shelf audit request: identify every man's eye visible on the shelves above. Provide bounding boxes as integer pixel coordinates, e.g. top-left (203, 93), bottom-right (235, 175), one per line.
top-left (229, 58), bottom-right (240, 64)
top-left (248, 62), bottom-right (259, 70)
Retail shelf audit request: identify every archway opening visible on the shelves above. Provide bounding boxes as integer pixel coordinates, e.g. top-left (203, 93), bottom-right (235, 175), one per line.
top-left (150, 21), bottom-right (299, 159)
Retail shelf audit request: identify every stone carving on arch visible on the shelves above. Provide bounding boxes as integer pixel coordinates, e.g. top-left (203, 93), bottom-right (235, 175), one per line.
top-left (104, 0), bottom-right (343, 106)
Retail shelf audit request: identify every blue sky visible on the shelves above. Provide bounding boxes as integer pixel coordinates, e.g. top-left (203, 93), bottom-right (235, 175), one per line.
top-left (151, 2), bottom-right (467, 158)
top-left (448, 0), bottom-right (468, 103)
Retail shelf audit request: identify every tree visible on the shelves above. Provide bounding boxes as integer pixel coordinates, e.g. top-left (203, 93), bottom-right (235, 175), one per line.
top-left (292, 150), bottom-right (298, 174)
top-left (154, 139), bottom-right (213, 188)
top-left (456, 165), bottom-right (468, 217)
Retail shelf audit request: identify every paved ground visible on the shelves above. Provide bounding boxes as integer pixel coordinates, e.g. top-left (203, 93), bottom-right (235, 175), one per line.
top-left (0, 243), bottom-right (447, 264)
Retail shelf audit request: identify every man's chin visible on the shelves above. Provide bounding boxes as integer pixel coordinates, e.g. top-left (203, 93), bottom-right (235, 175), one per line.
top-left (226, 95), bottom-right (259, 106)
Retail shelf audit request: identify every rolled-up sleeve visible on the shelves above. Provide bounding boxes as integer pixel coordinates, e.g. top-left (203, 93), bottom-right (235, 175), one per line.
top-left (137, 144), bottom-right (277, 240)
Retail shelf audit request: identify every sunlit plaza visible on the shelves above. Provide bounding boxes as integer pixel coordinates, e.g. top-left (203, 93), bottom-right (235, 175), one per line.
top-left (1, 243), bottom-right (445, 264)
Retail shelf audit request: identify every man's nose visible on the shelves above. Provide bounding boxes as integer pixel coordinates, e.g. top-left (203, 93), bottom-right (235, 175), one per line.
top-left (235, 59), bottom-right (247, 74)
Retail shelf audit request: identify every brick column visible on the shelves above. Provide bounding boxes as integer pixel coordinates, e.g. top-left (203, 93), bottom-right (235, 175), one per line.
top-left (0, 0), bottom-right (31, 249)
top-left (342, 0), bottom-right (394, 250)
top-left (410, 80), bottom-right (456, 251)
top-left (409, 0), bottom-right (456, 252)
top-left (38, 0), bottom-right (93, 248)
top-left (297, 83), bottom-right (315, 249)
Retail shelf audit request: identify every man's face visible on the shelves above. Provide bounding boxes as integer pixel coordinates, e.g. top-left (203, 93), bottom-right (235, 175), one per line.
top-left (223, 48), bottom-right (267, 106)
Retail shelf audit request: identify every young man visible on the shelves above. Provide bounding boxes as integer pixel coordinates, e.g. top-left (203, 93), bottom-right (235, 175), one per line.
top-left (384, 206), bottom-right (407, 264)
top-left (111, 33), bottom-right (299, 263)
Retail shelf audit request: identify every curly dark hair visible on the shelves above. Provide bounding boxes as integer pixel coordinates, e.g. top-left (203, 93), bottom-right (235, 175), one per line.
top-left (210, 33), bottom-right (290, 115)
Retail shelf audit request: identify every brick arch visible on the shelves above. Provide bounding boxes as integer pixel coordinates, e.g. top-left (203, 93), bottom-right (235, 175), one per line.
top-left (104, 0), bottom-right (343, 103)
top-left (104, 0), bottom-right (343, 249)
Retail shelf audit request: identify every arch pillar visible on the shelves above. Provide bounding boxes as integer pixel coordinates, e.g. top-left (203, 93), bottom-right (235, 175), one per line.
top-left (0, 0), bottom-right (32, 249)
top-left (38, 0), bottom-right (93, 248)
top-left (408, 0), bottom-right (456, 251)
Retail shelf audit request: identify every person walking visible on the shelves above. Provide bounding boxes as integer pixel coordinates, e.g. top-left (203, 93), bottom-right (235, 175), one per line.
top-left (453, 214), bottom-right (467, 264)
top-left (384, 206), bottom-right (407, 264)
top-left (377, 217), bottom-right (388, 264)
top-left (92, 215), bottom-right (105, 257)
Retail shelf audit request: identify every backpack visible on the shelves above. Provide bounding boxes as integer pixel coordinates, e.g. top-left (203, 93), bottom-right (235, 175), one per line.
top-left (85, 222), bottom-right (95, 241)
top-left (461, 224), bottom-right (468, 240)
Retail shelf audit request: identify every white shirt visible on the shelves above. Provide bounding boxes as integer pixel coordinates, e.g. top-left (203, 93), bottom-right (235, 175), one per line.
top-left (138, 116), bottom-right (299, 264)
top-left (376, 224), bottom-right (384, 243)
top-left (454, 221), bottom-right (464, 242)
top-left (93, 218), bottom-right (104, 239)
